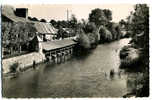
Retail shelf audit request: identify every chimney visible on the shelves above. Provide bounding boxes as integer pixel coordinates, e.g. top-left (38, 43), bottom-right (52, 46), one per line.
top-left (15, 8), bottom-right (28, 19)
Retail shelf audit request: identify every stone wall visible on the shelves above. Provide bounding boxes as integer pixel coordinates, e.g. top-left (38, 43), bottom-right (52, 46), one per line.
top-left (2, 52), bottom-right (45, 74)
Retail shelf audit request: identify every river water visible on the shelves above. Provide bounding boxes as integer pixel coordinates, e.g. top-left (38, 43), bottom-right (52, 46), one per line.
top-left (3, 38), bottom-right (136, 98)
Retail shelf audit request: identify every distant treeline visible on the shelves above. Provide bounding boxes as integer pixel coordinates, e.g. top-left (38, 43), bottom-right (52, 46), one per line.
top-left (67, 8), bottom-right (126, 49)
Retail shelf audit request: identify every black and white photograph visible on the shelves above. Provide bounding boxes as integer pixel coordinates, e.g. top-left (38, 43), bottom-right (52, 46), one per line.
top-left (1, 3), bottom-right (150, 98)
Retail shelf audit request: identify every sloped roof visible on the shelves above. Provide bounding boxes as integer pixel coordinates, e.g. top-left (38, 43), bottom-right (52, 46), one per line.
top-left (2, 5), bottom-right (58, 34)
top-left (34, 22), bottom-right (58, 34)
top-left (2, 5), bottom-right (30, 22)
top-left (42, 39), bottom-right (76, 51)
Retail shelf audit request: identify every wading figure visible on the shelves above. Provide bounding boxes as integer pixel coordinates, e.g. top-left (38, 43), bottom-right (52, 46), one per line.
top-left (110, 69), bottom-right (115, 79)
top-left (33, 60), bottom-right (36, 69)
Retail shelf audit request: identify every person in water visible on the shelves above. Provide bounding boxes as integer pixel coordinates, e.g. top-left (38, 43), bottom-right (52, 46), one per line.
top-left (33, 60), bottom-right (36, 69)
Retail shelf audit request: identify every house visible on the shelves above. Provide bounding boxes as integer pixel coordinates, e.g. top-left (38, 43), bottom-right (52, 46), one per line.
top-left (2, 5), bottom-right (58, 58)
top-left (2, 5), bottom-right (29, 22)
top-left (34, 22), bottom-right (58, 41)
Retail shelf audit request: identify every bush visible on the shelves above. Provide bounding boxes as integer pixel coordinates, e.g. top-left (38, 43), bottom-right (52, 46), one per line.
top-left (76, 22), bottom-right (99, 49)
top-left (83, 22), bottom-right (96, 33)
top-left (106, 22), bottom-right (122, 40)
top-left (76, 28), bottom-right (91, 49)
top-left (98, 26), bottom-right (112, 43)
top-left (9, 62), bottom-right (19, 73)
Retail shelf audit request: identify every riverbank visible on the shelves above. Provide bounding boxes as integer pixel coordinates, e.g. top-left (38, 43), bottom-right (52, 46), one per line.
top-left (2, 52), bottom-right (45, 75)
top-left (119, 40), bottom-right (149, 97)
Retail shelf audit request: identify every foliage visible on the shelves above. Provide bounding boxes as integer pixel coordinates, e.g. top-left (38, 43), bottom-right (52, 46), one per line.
top-left (83, 22), bottom-right (96, 33)
top-left (120, 4), bottom-right (149, 97)
top-left (69, 14), bottom-right (78, 29)
top-left (2, 22), bottom-right (36, 44)
top-left (40, 19), bottom-right (47, 22)
top-left (56, 20), bottom-right (69, 28)
top-left (130, 4), bottom-right (149, 49)
top-left (28, 17), bottom-right (39, 21)
top-left (2, 22), bottom-right (36, 55)
top-left (119, 19), bottom-right (126, 27)
top-left (98, 26), bottom-right (112, 43)
top-left (88, 8), bottom-right (123, 43)
top-left (106, 22), bottom-right (122, 40)
top-left (76, 27), bottom-right (91, 49)
top-left (76, 22), bottom-right (99, 49)
top-left (89, 8), bottom-right (108, 27)
top-left (103, 9), bottom-right (112, 21)
top-left (50, 19), bottom-right (58, 28)
top-left (9, 62), bottom-right (19, 73)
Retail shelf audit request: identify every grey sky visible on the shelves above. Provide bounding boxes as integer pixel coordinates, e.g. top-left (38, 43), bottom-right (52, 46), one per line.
top-left (14, 4), bottom-right (134, 22)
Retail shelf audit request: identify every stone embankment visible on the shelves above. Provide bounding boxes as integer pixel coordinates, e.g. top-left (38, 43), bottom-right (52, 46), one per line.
top-left (2, 52), bottom-right (45, 74)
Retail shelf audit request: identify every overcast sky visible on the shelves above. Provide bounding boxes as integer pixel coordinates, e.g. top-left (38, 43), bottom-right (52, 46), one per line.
top-left (14, 4), bottom-right (134, 22)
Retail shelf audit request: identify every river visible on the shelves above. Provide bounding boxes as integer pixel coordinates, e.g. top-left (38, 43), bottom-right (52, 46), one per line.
top-left (3, 38), bottom-right (136, 98)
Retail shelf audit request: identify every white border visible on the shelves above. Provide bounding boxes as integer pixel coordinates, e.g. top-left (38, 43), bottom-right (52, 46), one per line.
top-left (0, 0), bottom-right (151, 4)
top-left (0, 0), bottom-right (151, 100)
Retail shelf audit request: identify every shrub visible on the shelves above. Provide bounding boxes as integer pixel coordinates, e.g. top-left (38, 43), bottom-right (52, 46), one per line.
top-left (9, 62), bottom-right (19, 73)
top-left (99, 26), bottom-right (112, 43)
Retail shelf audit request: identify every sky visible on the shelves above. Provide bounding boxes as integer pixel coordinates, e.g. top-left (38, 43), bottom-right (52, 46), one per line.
top-left (14, 4), bottom-right (135, 22)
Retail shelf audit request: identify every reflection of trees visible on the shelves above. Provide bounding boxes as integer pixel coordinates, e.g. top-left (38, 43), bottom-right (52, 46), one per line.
top-left (125, 72), bottom-right (146, 97)
top-left (126, 74), bottom-right (137, 94)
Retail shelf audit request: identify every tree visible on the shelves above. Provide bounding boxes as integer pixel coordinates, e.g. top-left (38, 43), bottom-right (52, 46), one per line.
top-left (40, 19), bottom-right (47, 22)
top-left (69, 14), bottom-right (78, 29)
top-left (56, 20), bottom-right (68, 28)
top-left (28, 17), bottom-right (39, 21)
top-left (130, 4), bottom-right (149, 48)
top-left (28, 16), bottom-right (33, 20)
top-left (89, 8), bottom-right (108, 27)
top-left (50, 19), bottom-right (57, 28)
top-left (83, 22), bottom-right (96, 33)
top-left (126, 4), bottom-right (149, 97)
top-left (119, 19), bottom-right (126, 27)
top-left (103, 9), bottom-right (112, 21)
top-left (81, 19), bottom-right (88, 27)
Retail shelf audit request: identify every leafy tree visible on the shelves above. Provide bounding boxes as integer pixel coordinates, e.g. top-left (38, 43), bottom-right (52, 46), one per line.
top-left (50, 19), bottom-right (57, 28)
top-left (28, 17), bottom-right (39, 21)
top-left (119, 19), bottom-right (126, 27)
top-left (83, 22), bottom-right (96, 33)
top-left (76, 26), bottom-right (91, 49)
top-left (106, 22), bottom-right (122, 40)
top-left (89, 8), bottom-right (108, 27)
top-left (125, 4), bottom-right (149, 97)
top-left (69, 14), bottom-right (78, 29)
top-left (2, 22), bottom-right (37, 54)
top-left (130, 4), bottom-right (149, 49)
top-left (56, 20), bottom-right (68, 28)
top-left (98, 25), bottom-right (112, 43)
top-left (103, 9), bottom-right (112, 21)
top-left (40, 19), bottom-right (47, 22)
top-left (32, 17), bottom-right (39, 21)
top-left (28, 16), bottom-right (33, 20)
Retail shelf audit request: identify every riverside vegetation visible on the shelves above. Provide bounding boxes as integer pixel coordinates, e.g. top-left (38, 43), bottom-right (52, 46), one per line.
top-left (119, 4), bottom-right (149, 97)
